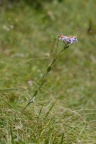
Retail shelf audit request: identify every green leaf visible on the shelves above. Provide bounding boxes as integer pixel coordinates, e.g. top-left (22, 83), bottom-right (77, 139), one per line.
top-left (47, 66), bottom-right (51, 72)
top-left (64, 45), bottom-right (69, 49)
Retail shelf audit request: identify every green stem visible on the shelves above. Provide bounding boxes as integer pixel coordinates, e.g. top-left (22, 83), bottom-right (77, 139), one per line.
top-left (22, 43), bottom-right (69, 112)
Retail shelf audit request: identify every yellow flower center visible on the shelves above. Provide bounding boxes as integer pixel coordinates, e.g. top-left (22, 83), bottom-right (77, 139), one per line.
top-left (68, 36), bottom-right (72, 38)
top-left (59, 34), bottom-right (64, 38)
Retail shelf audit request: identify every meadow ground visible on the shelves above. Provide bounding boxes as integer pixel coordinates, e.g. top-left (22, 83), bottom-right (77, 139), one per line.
top-left (0, 0), bottom-right (96, 143)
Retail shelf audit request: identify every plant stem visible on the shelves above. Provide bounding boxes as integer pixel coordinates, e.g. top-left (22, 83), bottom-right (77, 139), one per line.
top-left (22, 43), bottom-right (69, 112)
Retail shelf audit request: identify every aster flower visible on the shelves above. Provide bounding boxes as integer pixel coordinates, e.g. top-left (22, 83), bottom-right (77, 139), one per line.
top-left (58, 34), bottom-right (68, 42)
top-left (67, 36), bottom-right (78, 44)
top-left (58, 34), bottom-right (78, 44)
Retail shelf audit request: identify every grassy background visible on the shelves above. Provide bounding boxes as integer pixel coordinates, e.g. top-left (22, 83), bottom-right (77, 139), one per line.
top-left (0, 0), bottom-right (96, 143)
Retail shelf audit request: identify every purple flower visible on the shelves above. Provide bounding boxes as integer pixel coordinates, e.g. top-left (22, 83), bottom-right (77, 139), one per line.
top-left (67, 36), bottom-right (78, 44)
top-left (58, 34), bottom-right (78, 44)
top-left (58, 34), bottom-right (68, 41)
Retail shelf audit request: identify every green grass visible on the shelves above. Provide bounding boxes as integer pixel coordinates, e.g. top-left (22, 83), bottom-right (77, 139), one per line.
top-left (0, 0), bottom-right (96, 143)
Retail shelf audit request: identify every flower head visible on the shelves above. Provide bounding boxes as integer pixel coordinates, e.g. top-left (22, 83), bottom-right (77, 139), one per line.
top-left (58, 34), bottom-right (68, 41)
top-left (58, 34), bottom-right (78, 44)
top-left (67, 36), bottom-right (78, 44)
